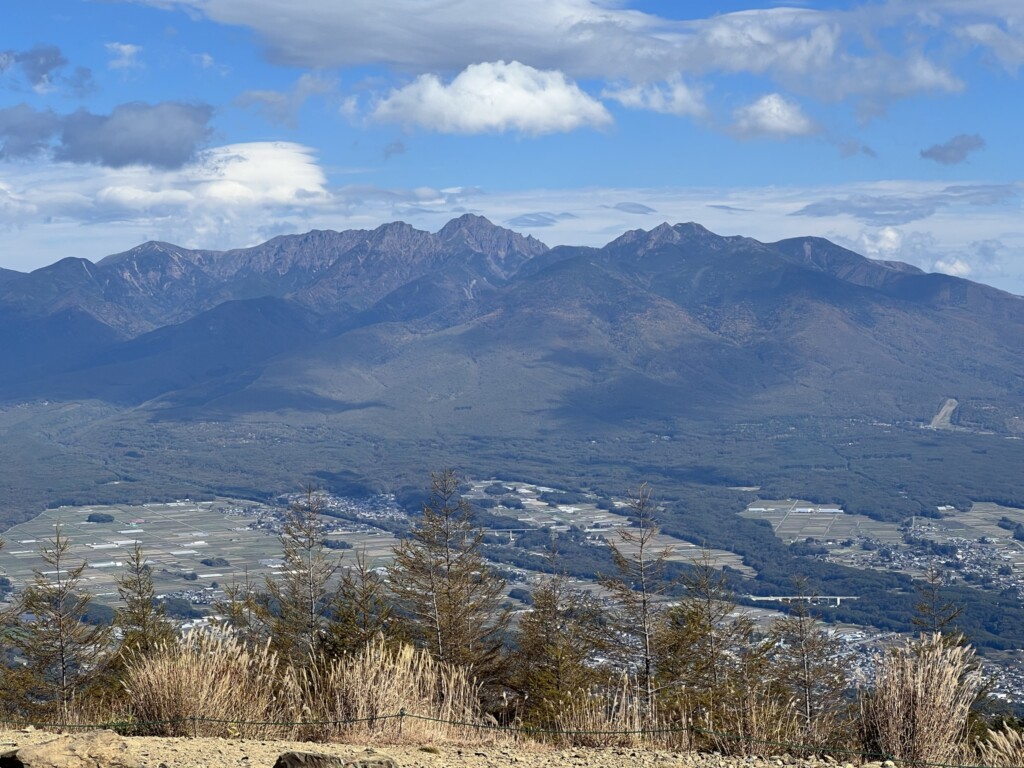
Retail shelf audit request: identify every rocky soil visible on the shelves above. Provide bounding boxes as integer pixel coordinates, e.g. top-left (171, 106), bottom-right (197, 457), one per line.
top-left (0, 728), bottom-right (888, 768)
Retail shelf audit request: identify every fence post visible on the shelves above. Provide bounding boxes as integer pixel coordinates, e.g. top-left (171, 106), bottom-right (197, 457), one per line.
top-left (191, 714), bottom-right (198, 739)
top-left (398, 708), bottom-right (406, 739)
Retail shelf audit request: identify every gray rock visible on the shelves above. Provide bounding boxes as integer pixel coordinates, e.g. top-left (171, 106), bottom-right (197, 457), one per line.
top-left (0, 730), bottom-right (143, 768)
top-left (272, 751), bottom-right (397, 768)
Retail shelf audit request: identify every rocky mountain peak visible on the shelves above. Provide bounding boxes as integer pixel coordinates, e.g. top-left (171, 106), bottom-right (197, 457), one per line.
top-left (437, 214), bottom-right (548, 258)
top-left (359, 221), bottom-right (437, 259)
top-left (436, 213), bottom-right (495, 238)
top-left (97, 241), bottom-right (195, 268)
top-left (606, 221), bottom-right (724, 257)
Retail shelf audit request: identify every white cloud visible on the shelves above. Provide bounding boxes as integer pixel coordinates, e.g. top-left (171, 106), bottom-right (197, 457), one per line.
top-left (934, 257), bottom-right (973, 277)
top-left (858, 226), bottom-right (903, 259)
top-left (0, 181), bottom-right (36, 221)
top-left (733, 93), bottom-right (816, 139)
top-left (928, 238), bottom-right (1011, 281)
top-left (119, 1), bottom-right (861, 87)
top-left (960, 22), bottom-right (1024, 73)
top-left (0, 142), bottom-right (330, 265)
top-left (126, 0), bottom-right (677, 79)
top-left (683, 8), bottom-right (840, 78)
top-left (125, 0), bottom-right (980, 116)
top-left (106, 42), bottom-right (143, 70)
top-left (602, 77), bottom-right (705, 117)
top-left (371, 61), bottom-right (611, 135)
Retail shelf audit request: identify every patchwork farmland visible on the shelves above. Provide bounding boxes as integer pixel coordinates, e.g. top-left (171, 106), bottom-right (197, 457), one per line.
top-left (0, 498), bottom-right (398, 610)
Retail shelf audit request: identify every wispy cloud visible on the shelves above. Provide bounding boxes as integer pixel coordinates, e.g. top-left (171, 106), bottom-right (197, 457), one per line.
top-left (125, 0), bottom-right (979, 119)
top-left (839, 139), bottom-right (877, 159)
top-left (106, 42), bottom-right (143, 70)
top-left (507, 211), bottom-right (578, 228)
top-left (960, 22), bottom-right (1024, 74)
top-left (792, 183), bottom-right (1016, 225)
top-left (612, 202), bottom-right (656, 214)
top-left (920, 134), bottom-right (986, 165)
top-left (603, 77), bottom-right (705, 117)
top-left (0, 43), bottom-right (93, 94)
top-left (235, 73), bottom-right (335, 127)
top-left (383, 140), bottom-right (406, 159)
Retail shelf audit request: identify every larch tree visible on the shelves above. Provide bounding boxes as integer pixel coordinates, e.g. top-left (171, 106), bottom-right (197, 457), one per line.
top-left (115, 543), bottom-right (177, 660)
top-left (388, 469), bottom-right (510, 684)
top-left (4, 525), bottom-right (112, 724)
top-left (324, 547), bottom-right (394, 657)
top-left (768, 580), bottom-right (853, 744)
top-left (599, 483), bottom-right (673, 714)
top-left (655, 549), bottom-right (759, 740)
top-left (215, 567), bottom-right (264, 648)
top-left (913, 565), bottom-right (965, 642)
top-left (261, 487), bottom-right (343, 666)
top-left (511, 565), bottom-right (609, 727)
top-left (215, 488), bottom-right (344, 664)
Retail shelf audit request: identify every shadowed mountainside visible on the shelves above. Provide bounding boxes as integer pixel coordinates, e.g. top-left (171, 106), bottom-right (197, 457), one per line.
top-left (1, 216), bottom-right (1022, 434)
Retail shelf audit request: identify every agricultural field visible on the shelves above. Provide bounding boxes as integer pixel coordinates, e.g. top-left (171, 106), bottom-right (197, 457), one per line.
top-left (919, 501), bottom-right (1024, 570)
top-left (0, 498), bottom-right (399, 610)
top-left (0, 481), bottom-right (761, 617)
top-left (739, 499), bottom-right (904, 547)
top-left (741, 498), bottom-right (1024, 581)
top-left (466, 480), bottom-right (754, 576)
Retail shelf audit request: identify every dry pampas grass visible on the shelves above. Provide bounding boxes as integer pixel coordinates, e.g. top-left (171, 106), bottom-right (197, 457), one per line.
top-left (859, 633), bottom-right (982, 766)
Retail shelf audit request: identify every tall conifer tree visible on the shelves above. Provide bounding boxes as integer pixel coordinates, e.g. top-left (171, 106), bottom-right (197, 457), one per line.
top-left (389, 469), bottom-right (509, 683)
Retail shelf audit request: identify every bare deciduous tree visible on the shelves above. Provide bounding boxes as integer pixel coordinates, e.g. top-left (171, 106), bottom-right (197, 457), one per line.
top-left (768, 580), bottom-right (853, 744)
top-left (599, 483), bottom-right (673, 713)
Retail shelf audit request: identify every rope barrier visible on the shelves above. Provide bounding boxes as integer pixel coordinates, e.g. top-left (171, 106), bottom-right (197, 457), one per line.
top-left (0, 712), bottom-right (1009, 768)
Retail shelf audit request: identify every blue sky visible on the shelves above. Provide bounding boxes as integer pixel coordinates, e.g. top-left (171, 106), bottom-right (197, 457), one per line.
top-left (2, 0), bottom-right (1023, 292)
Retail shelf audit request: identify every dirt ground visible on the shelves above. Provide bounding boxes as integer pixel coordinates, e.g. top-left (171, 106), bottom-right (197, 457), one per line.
top-left (0, 728), bottom-right (866, 768)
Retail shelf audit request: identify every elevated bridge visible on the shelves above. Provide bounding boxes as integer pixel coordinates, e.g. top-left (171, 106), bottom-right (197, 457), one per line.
top-left (745, 594), bottom-right (860, 607)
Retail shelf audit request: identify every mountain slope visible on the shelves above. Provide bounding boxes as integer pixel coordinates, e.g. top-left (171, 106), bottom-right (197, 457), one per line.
top-left (0, 267), bottom-right (23, 285)
top-left (101, 221), bottom-right (1019, 444)
top-left (2, 218), bottom-right (1022, 438)
top-left (0, 216), bottom-right (548, 392)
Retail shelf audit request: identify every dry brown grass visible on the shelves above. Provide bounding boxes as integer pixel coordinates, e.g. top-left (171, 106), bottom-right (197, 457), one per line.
top-left (120, 633), bottom-right (493, 745)
top-left (977, 724), bottom-right (1024, 767)
top-left (120, 631), bottom-right (299, 739)
top-left (548, 675), bottom-right (689, 750)
top-left (692, 686), bottom-right (802, 756)
top-left (859, 633), bottom-right (983, 766)
top-left (294, 637), bottom-right (492, 744)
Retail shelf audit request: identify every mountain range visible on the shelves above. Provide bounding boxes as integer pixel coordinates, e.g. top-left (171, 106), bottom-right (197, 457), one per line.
top-left (1, 215), bottom-right (1023, 522)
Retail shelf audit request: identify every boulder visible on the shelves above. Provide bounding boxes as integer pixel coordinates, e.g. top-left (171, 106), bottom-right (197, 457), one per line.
top-left (0, 730), bottom-right (142, 768)
top-left (273, 751), bottom-right (397, 768)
